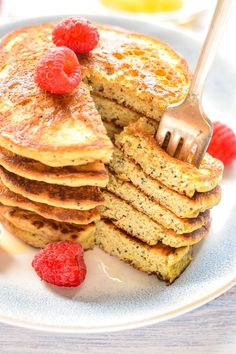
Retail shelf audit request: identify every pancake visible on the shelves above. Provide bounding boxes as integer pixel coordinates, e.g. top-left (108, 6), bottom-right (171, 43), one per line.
top-left (80, 24), bottom-right (190, 122)
top-left (116, 118), bottom-right (224, 197)
top-left (0, 146), bottom-right (109, 187)
top-left (0, 166), bottom-right (104, 210)
top-left (107, 172), bottom-right (210, 234)
top-left (0, 180), bottom-right (99, 224)
top-left (110, 147), bottom-right (222, 218)
top-left (0, 25), bottom-right (113, 167)
top-left (92, 93), bottom-right (142, 128)
top-left (0, 207), bottom-right (95, 249)
top-left (95, 220), bottom-right (192, 284)
top-left (100, 191), bottom-right (210, 247)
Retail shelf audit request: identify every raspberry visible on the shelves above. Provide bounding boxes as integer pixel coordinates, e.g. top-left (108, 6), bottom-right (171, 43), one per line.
top-left (32, 241), bottom-right (86, 287)
top-left (52, 17), bottom-right (99, 53)
top-left (34, 46), bottom-right (81, 94)
top-left (207, 121), bottom-right (236, 166)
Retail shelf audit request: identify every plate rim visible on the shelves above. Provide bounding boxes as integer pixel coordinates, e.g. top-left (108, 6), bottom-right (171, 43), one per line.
top-left (0, 276), bottom-right (236, 333)
top-left (0, 15), bottom-right (235, 333)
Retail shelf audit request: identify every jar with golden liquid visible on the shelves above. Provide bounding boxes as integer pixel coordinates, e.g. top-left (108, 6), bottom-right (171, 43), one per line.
top-left (100, 0), bottom-right (185, 13)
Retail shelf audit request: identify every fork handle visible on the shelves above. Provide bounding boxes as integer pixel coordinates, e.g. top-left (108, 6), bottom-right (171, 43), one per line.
top-left (189, 0), bottom-right (233, 100)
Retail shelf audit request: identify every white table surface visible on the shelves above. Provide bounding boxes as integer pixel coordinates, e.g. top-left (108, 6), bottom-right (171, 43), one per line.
top-left (0, 1), bottom-right (235, 352)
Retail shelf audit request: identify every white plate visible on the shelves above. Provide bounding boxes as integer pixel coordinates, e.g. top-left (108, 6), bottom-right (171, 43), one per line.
top-left (0, 15), bottom-right (235, 333)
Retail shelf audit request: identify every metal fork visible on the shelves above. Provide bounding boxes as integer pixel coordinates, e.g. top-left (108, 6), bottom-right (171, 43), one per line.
top-left (156, 0), bottom-right (232, 167)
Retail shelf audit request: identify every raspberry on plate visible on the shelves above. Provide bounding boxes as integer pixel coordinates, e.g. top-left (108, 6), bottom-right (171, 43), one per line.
top-left (207, 121), bottom-right (236, 166)
top-left (32, 241), bottom-right (87, 287)
top-left (34, 46), bottom-right (81, 94)
top-left (52, 17), bottom-right (99, 53)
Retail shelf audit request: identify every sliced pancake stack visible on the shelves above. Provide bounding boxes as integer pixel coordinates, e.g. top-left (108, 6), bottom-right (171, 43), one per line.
top-left (0, 21), bottom-right (224, 283)
top-left (78, 24), bottom-right (223, 282)
top-left (96, 117), bottom-right (223, 283)
top-left (0, 28), bottom-right (113, 249)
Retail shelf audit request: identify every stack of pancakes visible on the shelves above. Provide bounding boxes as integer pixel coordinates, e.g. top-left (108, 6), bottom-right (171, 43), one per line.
top-left (0, 28), bottom-right (113, 249)
top-left (80, 25), bottom-right (223, 283)
top-left (96, 117), bottom-right (223, 283)
top-left (0, 22), bottom-right (224, 283)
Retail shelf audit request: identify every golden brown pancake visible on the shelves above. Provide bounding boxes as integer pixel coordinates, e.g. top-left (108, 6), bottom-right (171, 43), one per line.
top-left (107, 172), bottom-right (210, 234)
top-left (110, 147), bottom-right (222, 218)
top-left (80, 24), bottom-right (190, 121)
top-left (100, 191), bottom-right (210, 248)
top-left (0, 25), bottom-right (113, 167)
top-left (95, 220), bottom-right (192, 284)
top-left (0, 146), bottom-right (109, 187)
top-left (116, 118), bottom-right (223, 197)
top-left (0, 21), bottom-right (189, 166)
top-left (0, 208), bottom-right (95, 249)
top-left (0, 166), bottom-right (104, 210)
top-left (0, 180), bottom-right (99, 224)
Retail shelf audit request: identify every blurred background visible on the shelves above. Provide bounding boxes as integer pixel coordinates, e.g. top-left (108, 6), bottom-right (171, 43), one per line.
top-left (0, 1), bottom-right (229, 26)
top-left (0, 0), bottom-right (221, 29)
